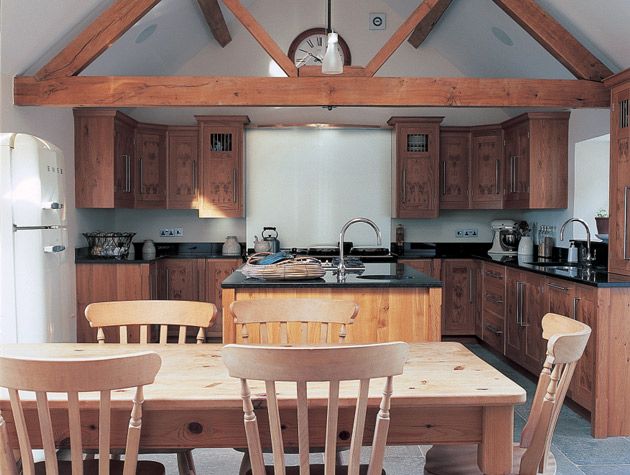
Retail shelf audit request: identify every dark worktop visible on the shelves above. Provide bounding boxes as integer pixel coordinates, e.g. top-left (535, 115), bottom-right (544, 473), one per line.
top-left (222, 262), bottom-right (443, 289)
top-left (395, 241), bottom-right (630, 288)
top-left (75, 242), bottom-right (244, 264)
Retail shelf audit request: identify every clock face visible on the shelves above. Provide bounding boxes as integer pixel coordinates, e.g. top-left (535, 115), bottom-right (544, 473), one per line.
top-left (288, 28), bottom-right (351, 68)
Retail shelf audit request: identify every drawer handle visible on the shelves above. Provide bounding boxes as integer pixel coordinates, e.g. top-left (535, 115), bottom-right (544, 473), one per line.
top-left (485, 324), bottom-right (503, 336)
top-left (546, 282), bottom-right (569, 292)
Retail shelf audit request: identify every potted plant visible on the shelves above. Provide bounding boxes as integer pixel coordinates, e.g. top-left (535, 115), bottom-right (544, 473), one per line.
top-left (595, 208), bottom-right (609, 235)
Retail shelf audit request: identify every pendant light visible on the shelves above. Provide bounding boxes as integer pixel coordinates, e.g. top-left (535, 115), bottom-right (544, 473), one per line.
top-left (322, 0), bottom-right (343, 74)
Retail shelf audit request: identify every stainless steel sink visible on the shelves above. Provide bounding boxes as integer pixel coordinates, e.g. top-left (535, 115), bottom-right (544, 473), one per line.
top-left (356, 274), bottom-right (413, 280)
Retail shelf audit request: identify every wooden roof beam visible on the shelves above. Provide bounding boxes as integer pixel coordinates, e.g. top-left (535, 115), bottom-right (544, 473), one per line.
top-left (221, 0), bottom-right (297, 77)
top-left (34, 0), bottom-right (161, 81)
top-left (14, 75), bottom-right (609, 108)
top-left (196, 0), bottom-right (231, 47)
top-left (492, 0), bottom-right (613, 81)
top-left (408, 0), bottom-right (453, 48)
top-left (365, 0), bottom-right (441, 77)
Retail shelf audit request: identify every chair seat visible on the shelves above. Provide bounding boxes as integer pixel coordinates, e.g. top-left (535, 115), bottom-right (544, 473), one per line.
top-left (247, 464), bottom-right (385, 475)
top-left (35, 459), bottom-right (166, 475)
top-left (423, 443), bottom-right (557, 475)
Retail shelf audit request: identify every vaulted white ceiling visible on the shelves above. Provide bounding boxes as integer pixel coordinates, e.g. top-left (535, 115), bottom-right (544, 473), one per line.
top-left (15, 0), bottom-right (630, 125)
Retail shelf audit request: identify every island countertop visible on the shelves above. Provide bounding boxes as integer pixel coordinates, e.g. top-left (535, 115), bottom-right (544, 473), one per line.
top-left (221, 263), bottom-right (443, 289)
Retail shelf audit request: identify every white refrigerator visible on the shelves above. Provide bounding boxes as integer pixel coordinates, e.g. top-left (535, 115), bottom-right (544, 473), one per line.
top-left (0, 133), bottom-right (74, 343)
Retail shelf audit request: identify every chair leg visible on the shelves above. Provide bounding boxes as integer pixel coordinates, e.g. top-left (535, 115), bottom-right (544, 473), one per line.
top-left (184, 449), bottom-right (196, 475)
top-left (177, 450), bottom-right (192, 475)
top-left (239, 449), bottom-right (252, 475)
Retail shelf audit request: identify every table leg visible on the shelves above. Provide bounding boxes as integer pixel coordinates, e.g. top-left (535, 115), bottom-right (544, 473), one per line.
top-left (477, 406), bottom-right (513, 475)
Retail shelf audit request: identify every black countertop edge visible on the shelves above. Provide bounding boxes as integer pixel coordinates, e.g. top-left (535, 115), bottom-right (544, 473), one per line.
top-left (222, 263), bottom-right (443, 289)
top-left (75, 242), bottom-right (245, 264)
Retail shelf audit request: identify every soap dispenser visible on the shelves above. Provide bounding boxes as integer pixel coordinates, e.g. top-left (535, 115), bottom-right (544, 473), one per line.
top-left (567, 242), bottom-right (578, 263)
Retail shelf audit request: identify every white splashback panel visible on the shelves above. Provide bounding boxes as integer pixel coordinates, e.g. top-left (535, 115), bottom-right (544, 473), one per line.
top-left (246, 128), bottom-right (391, 249)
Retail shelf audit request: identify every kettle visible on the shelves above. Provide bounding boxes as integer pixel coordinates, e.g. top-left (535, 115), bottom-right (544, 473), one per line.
top-left (262, 227), bottom-right (280, 253)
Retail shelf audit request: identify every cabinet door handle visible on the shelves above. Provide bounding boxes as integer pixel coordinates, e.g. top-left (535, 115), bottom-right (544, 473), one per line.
top-left (192, 160), bottom-right (197, 191)
top-left (572, 297), bottom-right (580, 320)
top-left (546, 282), bottom-right (570, 292)
top-left (469, 268), bottom-right (473, 304)
top-left (402, 168), bottom-right (407, 203)
top-left (126, 155), bottom-right (132, 192)
top-left (512, 156), bottom-right (518, 193)
top-left (166, 269), bottom-right (170, 298)
top-left (495, 159), bottom-right (500, 194)
top-left (139, 156), bottom-right (144, 193)
top-left (516, 281), bottom-right (521, 325)
top-left (441, 161), bottom-right (446, 196)
top-left (624, 185), bottom-right (630, 259)
top-left (232, 168), bottom-right (237, 203)
top-left (485, 324), bottom-right (503, 336)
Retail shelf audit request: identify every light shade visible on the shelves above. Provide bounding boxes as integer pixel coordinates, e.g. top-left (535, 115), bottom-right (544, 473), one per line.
top-left (322, 32), bottom-right (343, 74)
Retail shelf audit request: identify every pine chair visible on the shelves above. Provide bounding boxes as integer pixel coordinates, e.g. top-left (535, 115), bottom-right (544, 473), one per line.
top-left (230, 298), bottom-right (359, 344)
top-left (85, 300), bottom-right (217, 345)
top-left (85, 300), bottom-right (217, 475)
top-left (0, 351), bottom-right (163, 475)
top-left (222, 342), bottom-right (410, 475)
top-left (423, 313), bottom-right (591, 475)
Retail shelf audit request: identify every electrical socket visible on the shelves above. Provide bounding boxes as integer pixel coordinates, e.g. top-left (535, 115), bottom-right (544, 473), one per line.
top-left (159, 228), bottom-right (184, 237)
top-left (456, 228), bottom-right (478, 238)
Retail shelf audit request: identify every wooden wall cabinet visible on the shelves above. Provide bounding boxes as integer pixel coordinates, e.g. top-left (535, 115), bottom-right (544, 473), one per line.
top-left (439, 128), bottom-right (471, 209)
top-left (196, 115), bottom-right (250, 218)
top-left (607, 76), bottom-right (630, 275)
top-left (74, 109), bottom-right (137, 208)
top-left (167, 127), bottom-right (199, 209)
top-left (441, 259), bottom-right (477, 335)
top-left (135, 123), bottom-right (167, 208)
top-left (388, 117), bottom-right (443, 218)
top-left (75, 263), bottom-right (154, 343)
top-left (470, 126), bottom-right (504, 209)
top-left (502, 112), bottom-right (570, 209)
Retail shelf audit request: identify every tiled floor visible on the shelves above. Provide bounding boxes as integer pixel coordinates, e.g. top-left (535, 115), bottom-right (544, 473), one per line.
top-left (142, 343), bottom-right (630, 474)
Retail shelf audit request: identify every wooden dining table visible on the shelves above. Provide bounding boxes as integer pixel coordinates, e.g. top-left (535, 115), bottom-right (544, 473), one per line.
top-left (0, 342), bottom-right (525, 475)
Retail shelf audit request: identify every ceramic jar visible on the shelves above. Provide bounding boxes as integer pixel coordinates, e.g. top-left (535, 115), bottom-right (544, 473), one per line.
top-left (222, 236), bottom-right (241, 256)
top-left (142, 239), bottom-right (156, 260)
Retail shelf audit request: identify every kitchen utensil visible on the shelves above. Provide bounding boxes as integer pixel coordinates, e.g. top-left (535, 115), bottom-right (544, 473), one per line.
top-left (262, 227), bottom-right (280, 253)
top-left (254, 235), bottom-right (271, 253)
top-left (488, 220), bottom-right (521, 255)
top-left (517, 236), bottom-right (533, 257)
top-left (222, 236), bottom-right (241, 256)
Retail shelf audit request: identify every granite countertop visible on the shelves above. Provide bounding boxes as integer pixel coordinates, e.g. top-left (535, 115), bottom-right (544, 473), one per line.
top-left (222, 262), bottom-right (443, 289)
top-left (75, 242), bottom-right (245, 264)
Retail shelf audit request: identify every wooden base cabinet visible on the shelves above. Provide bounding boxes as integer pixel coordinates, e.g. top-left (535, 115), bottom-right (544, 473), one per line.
top-left (481, 262), bottom-right (506, 353)
top-left (398, 258), bottom-right (441, 280)
top-left (441, 259), bottom-right (477, 335)
top-left (76, 263), bottom-right (155, 343)
top-left (205, 259), bottom-right (242, 338)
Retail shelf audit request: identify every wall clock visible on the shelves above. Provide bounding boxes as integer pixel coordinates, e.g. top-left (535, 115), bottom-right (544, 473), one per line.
top-left (288, 28), bottom-right (351, 68)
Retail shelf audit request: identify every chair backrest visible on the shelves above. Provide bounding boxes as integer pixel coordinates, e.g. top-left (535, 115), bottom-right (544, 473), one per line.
top-left (230, 298), bottom-right (359, 344)
top-left (222, 342), bottom-right (409, 475)
top-left (519, 313), bottom-right (591, 475)
top-left (0, 352), bottom-right (161, 475)
top-left (85, 300), bottom-right (217, 344)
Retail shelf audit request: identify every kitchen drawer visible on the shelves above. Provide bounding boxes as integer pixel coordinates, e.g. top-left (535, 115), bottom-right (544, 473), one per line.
top-left (483, 263), bottom-right (506, 284)
top-left (483, 311), bottom-right (505, 354)
top-left (483, 285), bottom-right (505, 316)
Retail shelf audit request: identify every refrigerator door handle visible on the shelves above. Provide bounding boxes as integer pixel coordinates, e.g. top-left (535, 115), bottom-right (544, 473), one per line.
top-left (14, 225), bottom-right (62, 231)
top-left (43, 245), bottom-right (66, 253)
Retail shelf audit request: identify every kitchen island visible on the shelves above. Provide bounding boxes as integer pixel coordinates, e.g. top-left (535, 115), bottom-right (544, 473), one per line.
top-left (221, 263), bottom-right (443, 344)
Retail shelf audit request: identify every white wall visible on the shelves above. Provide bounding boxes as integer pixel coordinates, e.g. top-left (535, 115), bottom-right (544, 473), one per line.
top-left (246, 128), bottom-right (391, 248)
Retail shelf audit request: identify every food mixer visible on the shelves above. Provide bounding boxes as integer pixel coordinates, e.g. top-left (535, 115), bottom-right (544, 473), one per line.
top-left (488, 219), bottom-right (521, 255)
